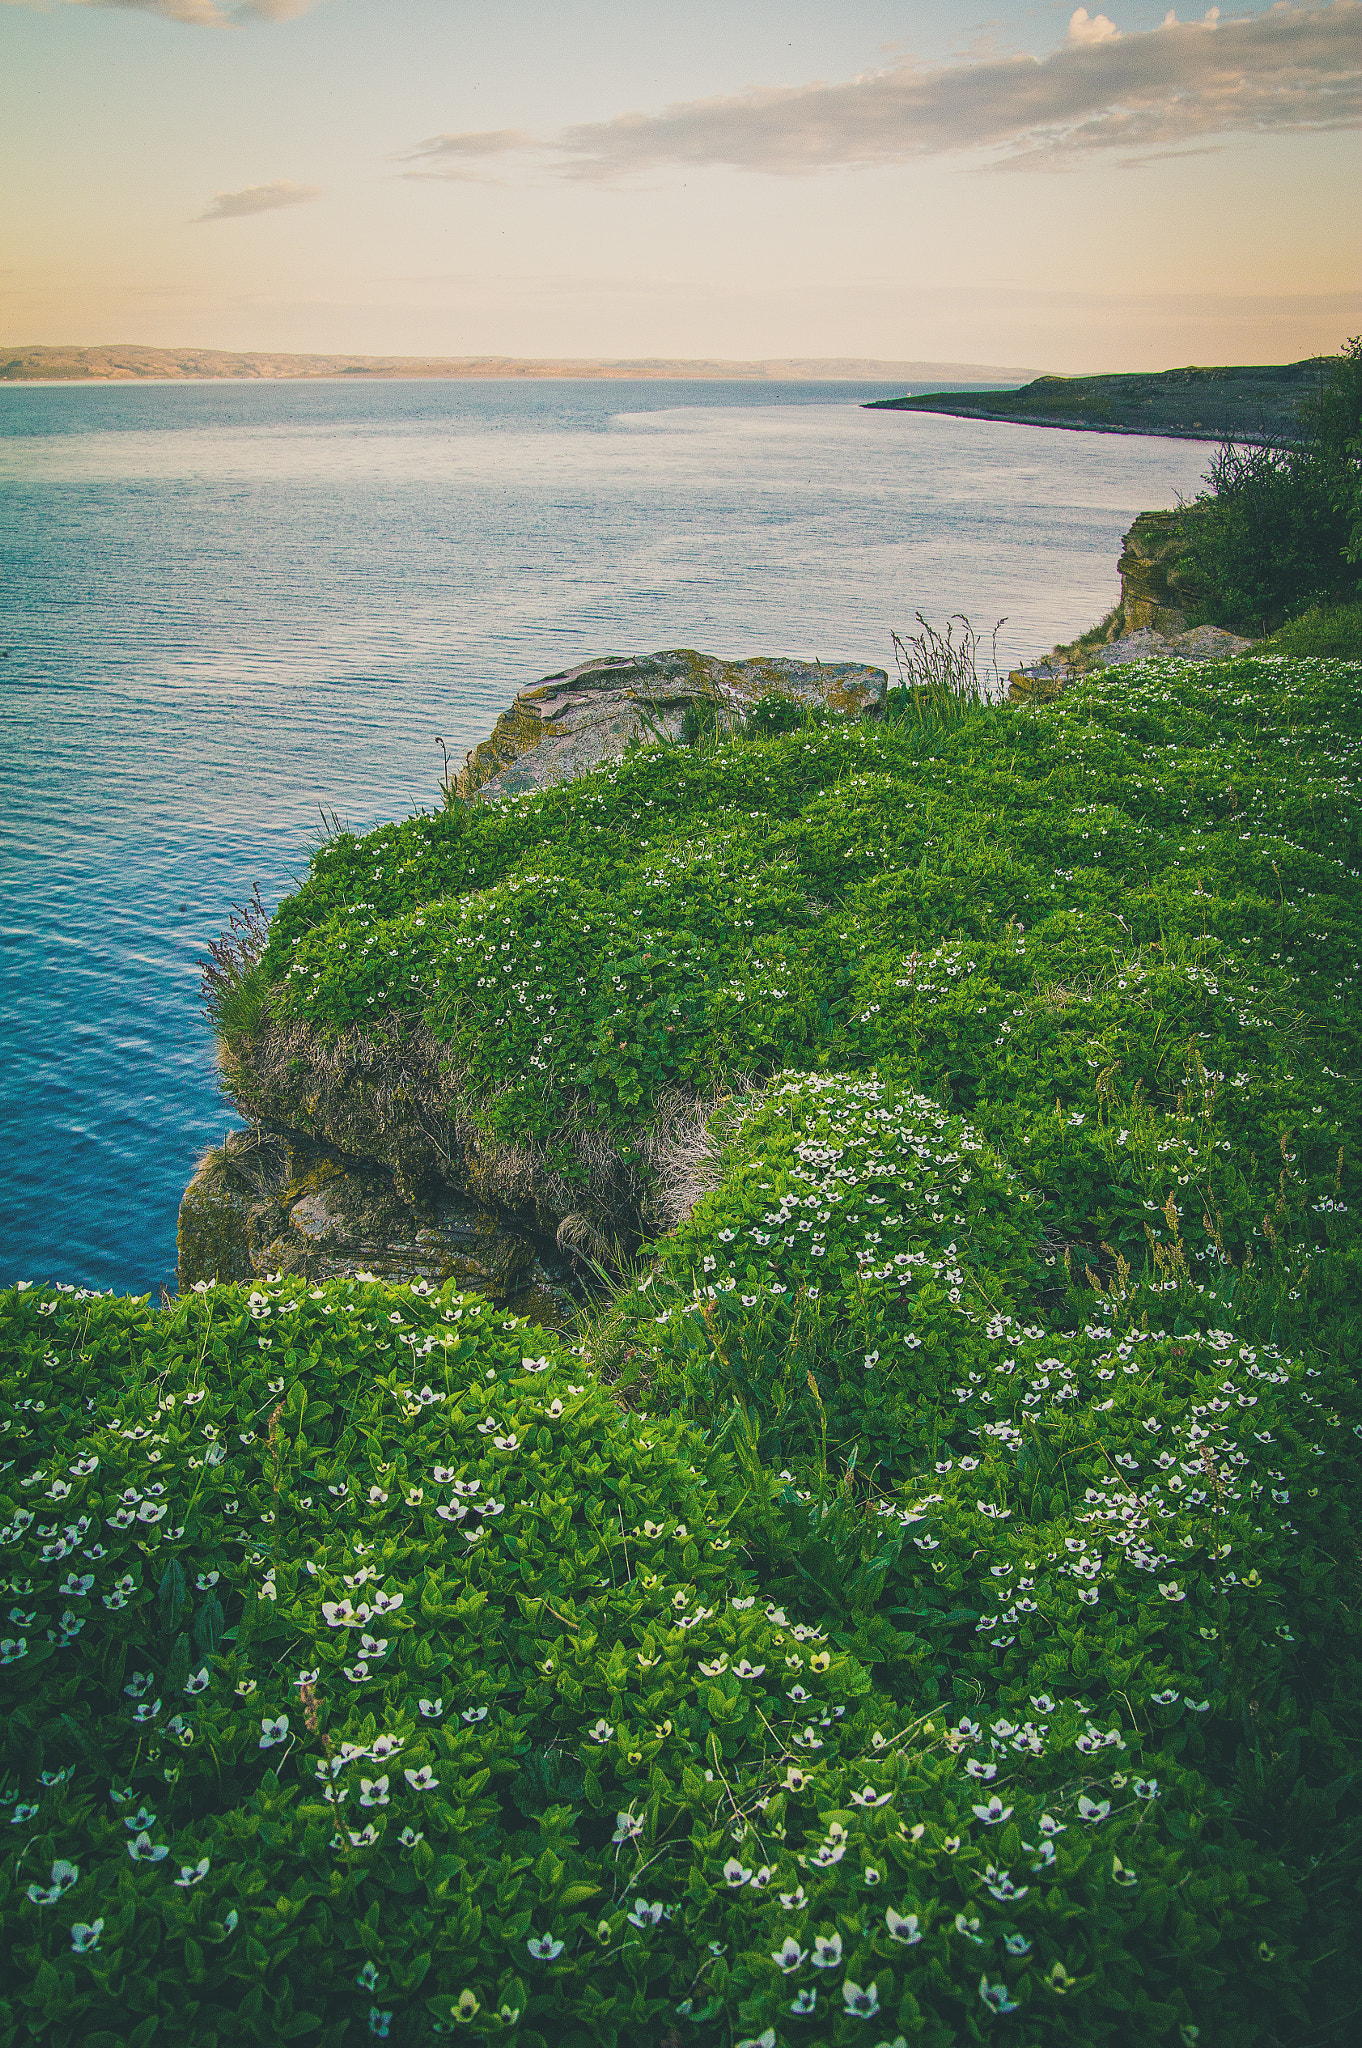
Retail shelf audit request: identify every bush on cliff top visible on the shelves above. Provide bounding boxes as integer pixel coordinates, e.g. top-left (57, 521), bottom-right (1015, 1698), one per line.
top-left (1175, 337), bottom-right (1362, 632)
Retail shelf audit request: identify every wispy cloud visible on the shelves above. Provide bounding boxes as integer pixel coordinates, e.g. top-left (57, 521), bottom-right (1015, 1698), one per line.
top-left (402, 129), bottom-right (540, 184)
top-left (408, 3), bottom-right (1361, 180)
top-left (195, 179), bottom-right (321, 221)
top-left (3, 0), bottom-right (333, 25)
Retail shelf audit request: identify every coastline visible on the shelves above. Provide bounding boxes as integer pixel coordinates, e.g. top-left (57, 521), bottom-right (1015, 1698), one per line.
top-left (865, 357), bottom-right (1321, 446)
top-left (866, 402), bottom-right (1237, 445)
top-left (4, 617), bottom-right (1359, 2041)
top-left (0, 343), bottom-right (1036, 386)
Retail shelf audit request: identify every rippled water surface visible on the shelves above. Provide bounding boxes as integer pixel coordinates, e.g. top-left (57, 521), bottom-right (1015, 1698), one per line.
top-left (0, 378), bottom-right (1210, 1292)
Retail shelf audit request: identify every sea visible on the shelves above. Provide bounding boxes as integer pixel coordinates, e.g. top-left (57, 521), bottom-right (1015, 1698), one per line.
top-left (0, 377), bottom-right (1211, 1295)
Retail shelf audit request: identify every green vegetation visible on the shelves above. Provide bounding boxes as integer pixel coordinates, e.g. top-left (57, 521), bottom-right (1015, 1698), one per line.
top-left (4, 650), bottom-right (1362, 2045)
top-left (864, 359), bottom-right (1326, 446)
top-left (1262, 601), bottom-right (1362, 660)
top-left (259, 652), bottom-right (1361, 1287)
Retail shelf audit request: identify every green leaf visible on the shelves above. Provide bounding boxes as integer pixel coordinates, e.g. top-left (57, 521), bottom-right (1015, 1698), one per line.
top-left (165, 1631), bottom-right (191, 1698)
top-left (193, 1594), bottom-right (225, 1661)
top-left (158, 1557), bottom-right (188, 1635)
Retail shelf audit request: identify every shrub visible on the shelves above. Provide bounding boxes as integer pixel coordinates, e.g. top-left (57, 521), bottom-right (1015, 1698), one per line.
top-left (1176, 339), bottom-right (1362, 632)
top-left (1177, 439), bottom-right (1356, 632)
top-left (1263, 600), bottom-right (1362, 659)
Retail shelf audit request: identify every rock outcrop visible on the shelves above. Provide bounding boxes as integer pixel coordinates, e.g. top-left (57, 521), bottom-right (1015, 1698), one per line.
top-left (1008, 621), bottom-right (1254, 698)
top-left (177, 1127), bottom-right (551, 1312)
top-left (458, 649), bottom-right (886, 799)
top-left (1114, 509), bottom-right (1199, 637)
top-left (1007, 510), bottom-right (1254, 698)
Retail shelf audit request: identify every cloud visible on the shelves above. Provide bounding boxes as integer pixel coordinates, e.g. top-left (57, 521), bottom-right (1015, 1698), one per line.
top-left (2, 0), bottom-right (332, 24)
top-left (409, 2), bottom-right (1361, 180)
top-left (195, 179), bottom-right (321, 221)
top-left (412, 128), bottom-right (539, 162)
top-left (403, 129), bottom-right (539, 182)
top-left (1067, 8), bottom-right (1122, 43)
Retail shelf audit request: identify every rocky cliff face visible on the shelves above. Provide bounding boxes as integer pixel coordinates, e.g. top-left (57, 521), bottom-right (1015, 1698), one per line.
top-left (176, 1125), bottom-right (556, 1313)
top-left (1007, 509), bottom-right (1253, 698)
top-left (1114, 509), bottom-right (1199, 636)
top-left (179, 651), bottom-right (887, 1309)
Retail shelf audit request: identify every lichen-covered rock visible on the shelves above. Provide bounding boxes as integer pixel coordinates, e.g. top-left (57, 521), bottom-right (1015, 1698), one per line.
top-left (176, 1124), bottom-right (537, 1301)
top-left (1162, 622), bottom-right (1257, 662)
top-left (457, 649), bottom-right (887, 799)
top-left (1007, 620), bottom-right (1256, 699)
top-left (1092, 622), bottom-right (1255, 669)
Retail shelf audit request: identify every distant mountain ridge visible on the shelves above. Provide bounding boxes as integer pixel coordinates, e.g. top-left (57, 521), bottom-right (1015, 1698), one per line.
top-left (0, 344), bottom-right (1036, 386)
top-left (865, 360), bottom-right (1327, 443)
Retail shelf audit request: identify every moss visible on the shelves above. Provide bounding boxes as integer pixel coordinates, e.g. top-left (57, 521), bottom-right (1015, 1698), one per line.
top-left (457, 701), bottom-right (549, 796)
top-left (175, 1147), bottom-right (256, 1293)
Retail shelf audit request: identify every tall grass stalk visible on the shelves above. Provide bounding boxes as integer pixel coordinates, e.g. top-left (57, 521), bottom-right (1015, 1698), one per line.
top-left (889, 612), bottom-right (1007, 727)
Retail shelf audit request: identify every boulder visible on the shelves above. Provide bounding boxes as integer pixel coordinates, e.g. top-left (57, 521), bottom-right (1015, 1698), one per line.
top-left (1007, 620), bottom-right (1256, 699)
top-left (457, 649), bottom-right (887, 799)
top-left (1161, 623), bottom-right (1257, 663)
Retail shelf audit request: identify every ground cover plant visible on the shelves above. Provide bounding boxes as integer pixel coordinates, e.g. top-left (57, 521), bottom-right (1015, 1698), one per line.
top-left (6, 646), bottom-right (1362, 2044)
top-left (251, 650), bottom-right (1362, 1334)
top-left (2, 1264), bottom-right (1359, 2047)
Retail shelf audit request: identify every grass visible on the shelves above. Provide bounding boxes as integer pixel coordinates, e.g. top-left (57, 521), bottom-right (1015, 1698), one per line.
top-left (1262, 600), bottom-right (1362, 659)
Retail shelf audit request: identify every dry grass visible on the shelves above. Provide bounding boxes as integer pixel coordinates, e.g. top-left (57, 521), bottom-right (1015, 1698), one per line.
top-left (220, 1018), bottom-right (756, 1275)
top-left (640, 1079), bottom-right (762, 1231)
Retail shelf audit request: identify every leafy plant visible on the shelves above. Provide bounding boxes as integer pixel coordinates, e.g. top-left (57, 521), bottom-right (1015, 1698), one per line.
top-left (3, 1268), bottom-right (1358, 2045)
top-left (1176, 338), bottom-right (1362, 632)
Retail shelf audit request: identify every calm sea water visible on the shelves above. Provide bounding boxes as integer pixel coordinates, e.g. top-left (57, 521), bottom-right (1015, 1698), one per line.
top-left (0, 378), bottom-right (1210, 1294)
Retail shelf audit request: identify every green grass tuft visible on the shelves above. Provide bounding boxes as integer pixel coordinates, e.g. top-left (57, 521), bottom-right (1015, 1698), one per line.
top-left (1263, 600), bottom-right (1362, 659)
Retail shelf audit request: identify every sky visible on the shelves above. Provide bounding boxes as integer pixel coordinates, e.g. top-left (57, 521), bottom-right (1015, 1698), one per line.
top-left (1, 0), bottom-right (1358, 371)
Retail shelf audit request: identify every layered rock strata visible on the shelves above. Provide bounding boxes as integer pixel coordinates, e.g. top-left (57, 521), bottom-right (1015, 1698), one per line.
top-left (177, 1127), bottom-right (551, 1306)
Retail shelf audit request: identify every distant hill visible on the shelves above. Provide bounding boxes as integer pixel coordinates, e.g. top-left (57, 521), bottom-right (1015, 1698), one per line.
top-left (0, 344), bottom-right (1037, 387)
top-left (865, 360), bottom-right (1329, 443)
